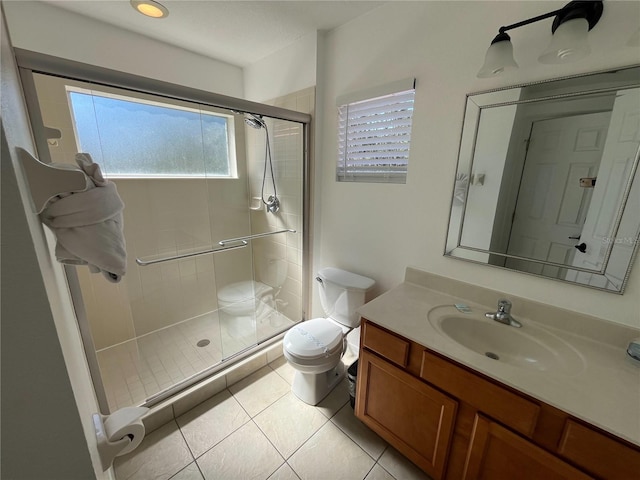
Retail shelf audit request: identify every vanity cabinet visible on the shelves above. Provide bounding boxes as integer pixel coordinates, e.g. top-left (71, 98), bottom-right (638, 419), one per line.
top-left (356, 319), bottom-right (640, 480)
top-left (357, 349), bottom-right (457, 479)
top-left (463, 415), bottom-right (591, 479)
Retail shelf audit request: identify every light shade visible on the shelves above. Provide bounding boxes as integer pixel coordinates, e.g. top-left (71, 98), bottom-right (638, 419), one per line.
top-left (538, 17), bottom-right (590, 64)
top-left (131, 0), bottom-right (169, 18)
top-left (477, 34), bottom-right (519, 78)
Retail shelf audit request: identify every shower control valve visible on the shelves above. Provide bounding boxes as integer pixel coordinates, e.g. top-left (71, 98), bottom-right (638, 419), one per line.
top-left (266, 195), bottom-right (280, 213)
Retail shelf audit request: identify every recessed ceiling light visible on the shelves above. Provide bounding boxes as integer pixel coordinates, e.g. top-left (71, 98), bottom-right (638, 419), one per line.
top-left (131, 0), bottom-right (169, 19)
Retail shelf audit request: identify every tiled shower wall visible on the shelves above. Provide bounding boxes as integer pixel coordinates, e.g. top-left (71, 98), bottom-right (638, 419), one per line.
top-left (247, 87), bottom-right (314, 323)
top-left (65, 178), bottom-right (254, 350)
top-left (108, 175), bottom-right (253, 344)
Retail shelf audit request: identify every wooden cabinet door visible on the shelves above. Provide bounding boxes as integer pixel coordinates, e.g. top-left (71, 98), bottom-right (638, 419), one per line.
top-left (463, 415), bottom-right (593, 480)
top-left (355, 349), bottom-right (457, 479)
top-left (557, 420), bottom-right (640, 480)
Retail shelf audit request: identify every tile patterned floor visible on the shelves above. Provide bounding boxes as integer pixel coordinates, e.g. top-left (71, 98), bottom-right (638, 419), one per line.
top-left (114, 357), bottom-right (433, 480)
top-left (98, 310), bottom-right (294, 411)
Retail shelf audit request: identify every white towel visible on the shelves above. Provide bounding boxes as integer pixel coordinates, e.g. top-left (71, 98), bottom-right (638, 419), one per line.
top-left (40, 153), bottom-right (126, 283)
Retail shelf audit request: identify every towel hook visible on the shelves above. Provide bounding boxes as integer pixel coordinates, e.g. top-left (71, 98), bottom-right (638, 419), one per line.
top-left (17, 148), bottom-right (88, 213)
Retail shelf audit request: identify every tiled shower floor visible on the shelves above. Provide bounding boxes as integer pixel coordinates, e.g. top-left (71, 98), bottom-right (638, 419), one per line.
top-left (114, 357), bottom-right (432, 480)
top-left (97, 309), bottom-right (295, 411)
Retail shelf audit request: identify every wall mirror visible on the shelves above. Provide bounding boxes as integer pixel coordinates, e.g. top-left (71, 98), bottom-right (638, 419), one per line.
top-left (445, 65), bottom-right (640, 293)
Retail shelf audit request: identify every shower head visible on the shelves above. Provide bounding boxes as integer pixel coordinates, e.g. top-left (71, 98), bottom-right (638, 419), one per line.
top-left (244, 114), bottom-right (265, 129)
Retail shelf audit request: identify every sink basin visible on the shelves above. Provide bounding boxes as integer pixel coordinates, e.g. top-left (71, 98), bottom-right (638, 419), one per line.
top-left (428, 306), bottom-right (585, 375)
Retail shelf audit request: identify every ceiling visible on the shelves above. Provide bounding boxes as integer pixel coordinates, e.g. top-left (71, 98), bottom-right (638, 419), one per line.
top-left (42, 0), bottom-right (385, 67)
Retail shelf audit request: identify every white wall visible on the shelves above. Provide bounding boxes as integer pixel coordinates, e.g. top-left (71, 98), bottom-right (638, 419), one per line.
top-left (316, 1), bottom-right (640, 327)
top-left (460, 105), bottom-right (517, 251)
top-left (3, 0), bottom-right (243, 97)
top-left (244, 31), bottom-right (317, 102)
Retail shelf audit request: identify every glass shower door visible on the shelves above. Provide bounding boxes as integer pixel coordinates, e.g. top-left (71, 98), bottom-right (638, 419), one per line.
top-left (210, 112), bottom-right (305, 359)
top-left (26, 69), bottom-right (307, 412)
top-left (28, 72), bottom-right (255, 409)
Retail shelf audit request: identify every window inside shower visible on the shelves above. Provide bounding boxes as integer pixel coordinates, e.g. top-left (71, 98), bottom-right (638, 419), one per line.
top-left (67, 87), bottom-right (237, 177)
top-left (28, 72), bottom-right (307, 412)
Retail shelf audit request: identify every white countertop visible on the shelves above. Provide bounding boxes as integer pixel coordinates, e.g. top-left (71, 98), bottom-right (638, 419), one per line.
top-left (357, 279), bottom-right (640, 447)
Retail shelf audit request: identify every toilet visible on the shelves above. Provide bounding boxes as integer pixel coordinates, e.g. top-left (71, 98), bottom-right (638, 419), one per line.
top-left (283, 267), bottom-right (375, 405)
top-left (217, 257), bottom-right (287, 339)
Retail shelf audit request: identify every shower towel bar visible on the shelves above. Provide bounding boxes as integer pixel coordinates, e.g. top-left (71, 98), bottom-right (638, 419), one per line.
top-left (218, 229), bottom-right (296, 246)
top-left (136, 229), bottom-right (295, 266)
top-left (135, 240), bottom-right (248, 266)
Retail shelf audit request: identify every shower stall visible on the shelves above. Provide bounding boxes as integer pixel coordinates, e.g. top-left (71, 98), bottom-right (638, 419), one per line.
top-left (18, 52), bottom-right (310, 413)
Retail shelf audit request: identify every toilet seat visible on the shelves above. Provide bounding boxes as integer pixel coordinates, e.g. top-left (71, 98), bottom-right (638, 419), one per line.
top-left (283, 318), bottom-right (343, 361)
top-left (217, 280), bottom-right (273, 304)
top-left (283, 318), bottom-right (345, 375)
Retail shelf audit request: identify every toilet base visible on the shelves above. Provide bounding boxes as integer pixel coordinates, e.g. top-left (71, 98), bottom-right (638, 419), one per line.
top-left (291, 362), bottom-right (345, 405)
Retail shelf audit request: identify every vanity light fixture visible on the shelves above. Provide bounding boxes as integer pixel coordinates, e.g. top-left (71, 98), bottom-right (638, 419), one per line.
top-left (130, 0), bottom-right (169, 19)
top-left (477, 0), bottom-right (603, 78)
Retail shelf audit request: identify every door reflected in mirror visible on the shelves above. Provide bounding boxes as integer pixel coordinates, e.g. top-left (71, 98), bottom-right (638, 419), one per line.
top-left (446, 66), bottom-right (640, 293)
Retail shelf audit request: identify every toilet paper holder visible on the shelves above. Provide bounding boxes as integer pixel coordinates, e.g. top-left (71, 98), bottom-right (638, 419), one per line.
top-left (93, 406), bottom-right (149, 471)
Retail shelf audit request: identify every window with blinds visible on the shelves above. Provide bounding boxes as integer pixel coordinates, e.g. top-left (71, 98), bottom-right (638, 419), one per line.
top-left (337, 84), bottom-right (415, 183)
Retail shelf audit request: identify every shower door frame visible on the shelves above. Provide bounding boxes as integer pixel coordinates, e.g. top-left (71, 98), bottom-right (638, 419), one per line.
top-left (16, 48), bottom-right (312, 413)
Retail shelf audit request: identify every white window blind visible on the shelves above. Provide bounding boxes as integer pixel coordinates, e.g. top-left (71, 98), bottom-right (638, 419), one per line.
top-left (337, 84), bottom-right (415, 183)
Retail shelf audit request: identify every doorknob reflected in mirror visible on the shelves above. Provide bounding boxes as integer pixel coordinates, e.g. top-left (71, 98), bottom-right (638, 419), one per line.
top-left (575, 243), bottom-right (587, 253)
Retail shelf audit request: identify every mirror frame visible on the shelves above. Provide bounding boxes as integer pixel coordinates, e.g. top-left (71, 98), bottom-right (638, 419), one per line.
top-left (445, 65), bottom-right (640, 294)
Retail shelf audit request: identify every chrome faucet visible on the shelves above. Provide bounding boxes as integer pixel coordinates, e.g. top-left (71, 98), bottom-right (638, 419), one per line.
top-left (486, 299), bottom-right (522, 328)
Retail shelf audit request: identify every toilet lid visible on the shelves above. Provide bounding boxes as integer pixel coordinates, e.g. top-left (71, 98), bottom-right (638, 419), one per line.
top-left (218, 281), bottom-right (272, 303)
top-left (284, 318), bottom-right (343, 360)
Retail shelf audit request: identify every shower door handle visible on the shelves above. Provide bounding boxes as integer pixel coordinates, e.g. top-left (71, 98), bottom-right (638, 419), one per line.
top-left (218, 229), bottom-right (296, 246)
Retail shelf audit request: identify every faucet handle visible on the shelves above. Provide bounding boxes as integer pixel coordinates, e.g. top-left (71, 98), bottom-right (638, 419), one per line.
top-left (497, 299), bottom-right (512, 313)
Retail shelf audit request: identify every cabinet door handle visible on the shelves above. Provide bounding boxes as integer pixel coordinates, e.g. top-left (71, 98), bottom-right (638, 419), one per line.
top-left (568, 235), bottom-right (581, 240)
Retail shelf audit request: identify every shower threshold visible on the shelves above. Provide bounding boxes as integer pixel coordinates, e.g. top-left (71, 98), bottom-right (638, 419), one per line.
top-left (96, 309), bottom-right (296, 412)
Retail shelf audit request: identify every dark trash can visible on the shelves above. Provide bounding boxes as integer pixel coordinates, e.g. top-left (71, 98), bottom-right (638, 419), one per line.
top-left (347, 360), bottom-right (359, 408)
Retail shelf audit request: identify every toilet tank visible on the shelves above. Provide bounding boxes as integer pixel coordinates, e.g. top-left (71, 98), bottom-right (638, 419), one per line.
top-left (317, 267), bottom-right (375, 328)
